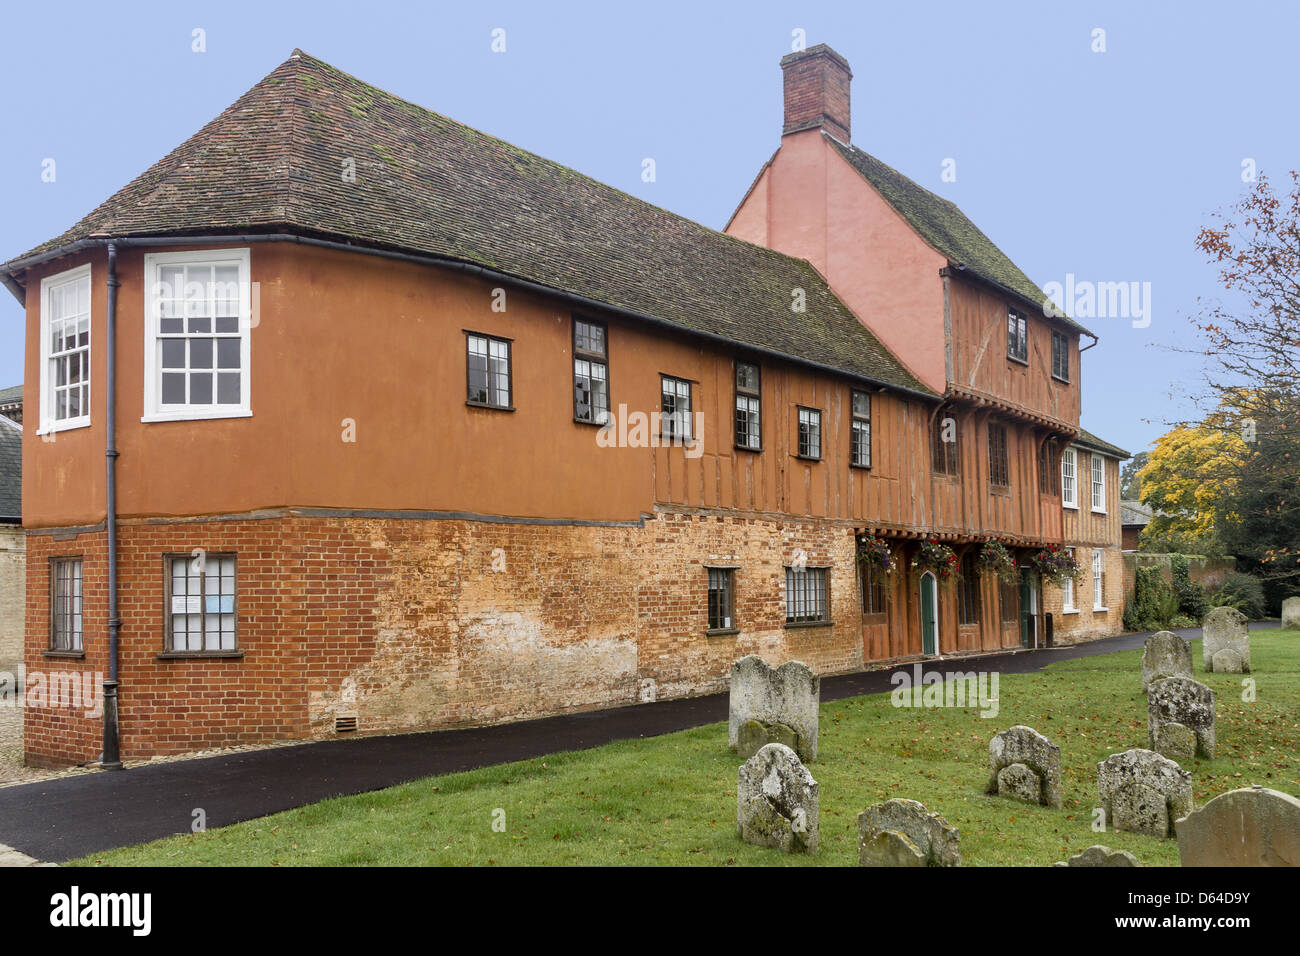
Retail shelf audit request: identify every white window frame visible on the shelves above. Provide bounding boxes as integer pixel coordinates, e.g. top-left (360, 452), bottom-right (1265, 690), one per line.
top-left (143, 248), bottom-right (252, 423)
top-left (38, 263), bottom-right (92, 435)
top-left (1061, 447), bottom-right (1078, 509)
top-left (661, 375), bottom-right (693, 441)
top-left (1061, 548), bottom-right (1076, 612)
top-left (1091, 453), bottom-right (1106, 513)
top-left (1092, 548), bottom-right (1106, 611)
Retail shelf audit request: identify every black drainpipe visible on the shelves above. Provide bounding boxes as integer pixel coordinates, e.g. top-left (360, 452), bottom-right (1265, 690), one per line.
top-left (101, 241), bottom-right (123, 770)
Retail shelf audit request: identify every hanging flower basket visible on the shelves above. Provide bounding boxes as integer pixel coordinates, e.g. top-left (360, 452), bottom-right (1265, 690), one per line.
top-left (912, 539), bottom-right (958, 579)
top-left (856, 535), bottom-right (895, 576)
top-left (976, 540), bottom-right (1018, 584)
top-left (1029, 544), bottom-right (1080, 587)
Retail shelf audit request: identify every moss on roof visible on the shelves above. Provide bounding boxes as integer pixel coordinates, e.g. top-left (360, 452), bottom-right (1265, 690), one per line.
top-left (3, 51), bottom-right (934, 398)
top-left (1075, 427), bottom-right (1130, 459)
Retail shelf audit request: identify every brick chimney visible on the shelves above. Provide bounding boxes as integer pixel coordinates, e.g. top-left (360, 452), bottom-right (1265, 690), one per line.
top-left (780, 44), bottom-right (852, 143)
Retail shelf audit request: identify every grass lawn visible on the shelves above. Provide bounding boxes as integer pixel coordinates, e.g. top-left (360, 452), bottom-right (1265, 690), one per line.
top-left (73, 630), bottom-right (1300, 867)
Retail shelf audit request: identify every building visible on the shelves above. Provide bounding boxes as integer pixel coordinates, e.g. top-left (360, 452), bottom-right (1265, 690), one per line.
top-left (1042, 429), bottom-right (1130, 643)
top-left (1, 47), bottom-right (1128, 767)
top-left (0, 385), bottom-right (21, 425)
top-left (0, 413), bottom-right (21, 677)
top-left (1121, 499), bottom-right (1153, 551)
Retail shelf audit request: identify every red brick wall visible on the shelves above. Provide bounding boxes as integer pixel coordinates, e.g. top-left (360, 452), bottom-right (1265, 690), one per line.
top-left (24, 509), bottom-right (867, 766)
top-left (781, 47), bottom-right (852, 141)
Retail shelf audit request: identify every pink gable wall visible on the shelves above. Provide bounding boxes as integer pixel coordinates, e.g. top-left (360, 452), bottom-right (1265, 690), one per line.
top-left (726, 130), bottom-right (948, 393)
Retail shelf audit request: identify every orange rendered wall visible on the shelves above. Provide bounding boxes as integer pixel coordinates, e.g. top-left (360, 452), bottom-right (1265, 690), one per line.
top-left (726, 130), bottom-right (949, 393)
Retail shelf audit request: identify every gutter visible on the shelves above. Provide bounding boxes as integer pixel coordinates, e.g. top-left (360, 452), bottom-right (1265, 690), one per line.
top-left (2, 232), bottom-right (942, 405)
top-left (101, 241), bottom-right (123, 770)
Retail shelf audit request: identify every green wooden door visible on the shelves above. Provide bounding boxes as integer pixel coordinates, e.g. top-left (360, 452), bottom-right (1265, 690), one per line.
top-left (921, 573), bottom-right (938, 656)
top-left (1019, 569), bottom-right (1036, 648)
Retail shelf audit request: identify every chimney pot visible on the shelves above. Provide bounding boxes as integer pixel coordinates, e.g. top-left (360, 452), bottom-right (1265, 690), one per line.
top-left (780, 44), bottom-right (852, 143)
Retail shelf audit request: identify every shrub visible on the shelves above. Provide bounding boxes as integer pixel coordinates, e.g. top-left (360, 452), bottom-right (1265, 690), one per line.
top-left (1128, 565), bottom-right (1174, 631)
top-left (1208, 571), bottom-right (1267, 620)
top-left (1123, 591), bottom-right (1140, 632)
top-left (1170, 554), bottom-right (1208, 620)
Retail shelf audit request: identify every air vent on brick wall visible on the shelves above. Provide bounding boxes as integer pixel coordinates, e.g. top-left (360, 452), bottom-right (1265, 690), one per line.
top-left (335, 715), bottom-right (358, 734)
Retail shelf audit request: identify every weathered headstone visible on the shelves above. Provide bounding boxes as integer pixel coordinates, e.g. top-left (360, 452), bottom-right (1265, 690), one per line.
top-left (986, 725), bottom-right (1062, 808)
top-left (857, 798), bottom-right (960, 867)
top-left (736, 743), bottom-right (818, 853)
top-left (1202, 606), bottom-right (1250, 673)
top-left (1147, 677), bottom-right (1215, 761)
top-left (1152, 723), bottom-right (1197, 765)
top-left (1097, 749), bottom-right (1194, 838)
top-left (1176, 786), bottom-right (1300, 866)
top-left (728, 655), bottom-right (819, 762)
top-left (1141, 631), bottom-right (1193, 691)
top-left (1282, 596), bottom-right (1300, 630)
top-left (1053, 845), bottom-right (1142, 867)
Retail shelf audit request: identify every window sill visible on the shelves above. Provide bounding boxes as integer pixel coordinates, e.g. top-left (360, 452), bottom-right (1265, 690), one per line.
top-left (1092, 606), bottom-right (1109, 613)
top-left (1091, 508), bottom-right (1107, 515)
top-left (784, 620), bottom-right (833, 630)
top-left (734, 444), bottom-right (762, 453)
top-left (850, 462), bottom-right (872, 471)
top-left (43, 649), bottom-right (85, 659)
top-left (1061, 608), bottom-right (1079, 615)
top-left (1051, 375), bottom-right (1071, 385)
top-left (705, 627), bottom-right (740, 637)
top-left (1007, 355), bottom-right (1029, 367)
top-left (467, 401), bottom-right (515, 412)
top-left (35, 419), bottom-right (90, 436)
top-left (574, 417), bottom-right (610, 428)
top-left (794, 455), bottom-right (822, 463)
top-left (156, 650), bottom-right (244, 660)
top-left (142, 409), bottom-right (252, 424)
top-left (1063, 502), bottom-right (1079, 511)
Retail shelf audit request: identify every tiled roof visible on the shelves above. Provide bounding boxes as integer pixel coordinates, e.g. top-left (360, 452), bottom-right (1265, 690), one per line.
top-left (0, 417), bottom-right (19, 521)
top-left (1074, 427), bottom-right (1131, 460)
top-left (1, 51), bottom-right (933, 398)
top-left (0, 384), bottom-right (20, 406)
top-left (825, 136), bottom-right (1093, 338)
top-left (1121, 499), bottom-right (1153, 527)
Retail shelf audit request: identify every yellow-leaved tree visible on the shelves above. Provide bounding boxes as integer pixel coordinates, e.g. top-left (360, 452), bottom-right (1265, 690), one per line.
top-left (1138, 423), bottom-right (1247, 542)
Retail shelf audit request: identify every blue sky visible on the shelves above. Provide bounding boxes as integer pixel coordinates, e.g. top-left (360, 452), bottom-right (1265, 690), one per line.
top-left (2, 0), bottom-right (1295, 457)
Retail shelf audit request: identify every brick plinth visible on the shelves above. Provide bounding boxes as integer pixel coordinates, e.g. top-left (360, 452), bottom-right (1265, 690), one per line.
top-left (23, 509), bottom-right (863, 765)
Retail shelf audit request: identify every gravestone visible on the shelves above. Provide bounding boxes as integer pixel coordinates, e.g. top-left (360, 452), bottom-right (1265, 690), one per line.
top-left (1202, 606), bottom-right (1250, 673)
top-left (1141, 631), bottom-right (1193, 691)
top-left (1147, 677), bottom-right (1215, 761)
top-left (857, 798), bottom-right (960, 867)
top-left (986, 725), bottom-right (1062, 808)
top-left (728, 655), bottom-right (819, 762)
top-left (1053, 845), bottom-right (1141, 867)
top-left (1282, 596), bottom-right (1300, 630)
top-left (1176, 786), bottom-right (1300, 866)
top-left (1097, 749), bottom-right (1193, 838)
top-left (736, 743), bottom-right (819, 853)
